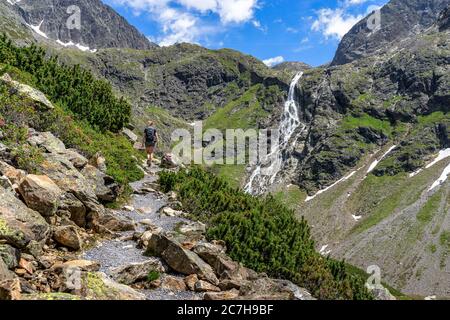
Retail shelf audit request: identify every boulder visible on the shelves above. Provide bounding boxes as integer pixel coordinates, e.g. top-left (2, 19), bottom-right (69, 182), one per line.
top-left (184, 274), bottom-right (198, 291)
top-left (194, 280), bottom-right (221, 293)
top-left (37, 152), bottom-right (105, 219)
top-left (18, 175), bottom-right (63, 217)
top-left (204, 289), bottom-right (240, 301)
top-left (371, 287), bottom-right (396, 300)
top-left (0, 73), bottom-right (53, 110)
top-left (0, 186), bottom-right (50, 249)
top-left (0, 258), bottom-right (15, 281)
top-left (146, 234), bottom-right (218, 285)
top-left (178, 221), bottom-right (206, 235)
top-left (160, 275), bottom-right (187, 291)
top-left (89, 152), bottom-right (107, 173)
top-left (81, 272), bottom-right (145, 300)
top-left (193, 242), bottom-right (246, 280)
top-left (111, 259), bottom-right (166, 285)
top-left (58, 193), bottom-right (87, 228)
top-left (0, 244), bottom-right (20, 269)
top-left (0, 277), bottom-right (21, 300)
top-left (121, 128), bottom-right (138, 143)
top-left (53, 226), bottom-right (82, 251)
top-left (97, 212), bottom-right (136, 232)
top-left (0, 160), bottom-right (26, 185)
top-left (62, 149), bottom-right (88, 169)
top-left (57, 260), bottom-right (101, 272)
top-left (81, 165), bottom-right (119, 203)
top-left (0, 175), bottom-right (13, 191)
top-left (27, 131), bottom-right (65, 153)
top-left (239, 277), bottom-right (315, 300)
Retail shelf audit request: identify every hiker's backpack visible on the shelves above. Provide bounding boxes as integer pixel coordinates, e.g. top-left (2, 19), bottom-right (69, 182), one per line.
top-left (145, 127), bottom-right (156, 143)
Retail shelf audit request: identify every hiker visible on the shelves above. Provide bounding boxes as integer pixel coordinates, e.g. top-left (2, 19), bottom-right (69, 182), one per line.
top-left (143, 121), bottom-right (159, 167)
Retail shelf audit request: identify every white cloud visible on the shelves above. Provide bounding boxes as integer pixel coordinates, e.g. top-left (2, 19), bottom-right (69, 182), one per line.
top-left (263, 56), bottom-right (284, 67)
top-left (312, 8), bottom-right (363, 39)
top-left (109, 0), bottom-right (259, 46)
top-left (345, 0), bottom-right (368, 5)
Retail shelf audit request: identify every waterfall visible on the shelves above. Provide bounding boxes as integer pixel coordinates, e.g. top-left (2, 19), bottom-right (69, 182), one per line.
top-left (244, 72), bottom-right (304, 195)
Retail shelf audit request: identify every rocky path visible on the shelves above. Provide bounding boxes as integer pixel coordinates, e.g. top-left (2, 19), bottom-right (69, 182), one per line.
top-left (82, 165), bottom-right (201, 300)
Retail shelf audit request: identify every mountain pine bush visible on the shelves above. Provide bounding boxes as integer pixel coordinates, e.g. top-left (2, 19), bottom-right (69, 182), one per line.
top-left (0, 34), bottom-right (130, 132)
top-left (159, 166), bottom-right (374, 300)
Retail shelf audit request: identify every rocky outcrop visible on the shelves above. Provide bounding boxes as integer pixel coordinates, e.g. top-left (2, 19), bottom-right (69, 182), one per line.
top-left (111, 259), bottom-right (166, 285)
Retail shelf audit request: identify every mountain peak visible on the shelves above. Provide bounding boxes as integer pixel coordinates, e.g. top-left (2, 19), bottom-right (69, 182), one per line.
top-left (9, 0), bottom-right (156, 51)
top-left (332, 0), bottom-right (449, 66)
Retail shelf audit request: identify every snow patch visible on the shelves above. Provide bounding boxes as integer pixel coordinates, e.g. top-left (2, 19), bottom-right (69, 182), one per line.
top-left (319, 245), bottom-right (331, 256)
top-left (27, 20), bottom-right (48, 39)
top-left (367, 145), bottom-right (397, 174)
top-left (305, 170), bottom-right (357, 202)
top-left (410, 149), bottom-right (450, 178)
top-left (428, 162), bottom-right (450, 191)
top-left (56, 39), bottom-right (97, 53)
top-left (352, 215), bottom-right (362, 221)
top-left (6, 0), bottom-right (21, 5)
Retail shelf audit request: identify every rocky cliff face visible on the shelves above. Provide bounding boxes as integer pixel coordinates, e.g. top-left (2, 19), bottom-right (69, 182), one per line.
top-left (332, 0), bottom-right (449, 66)
top-left (6, 0), bottom-right (155, 50)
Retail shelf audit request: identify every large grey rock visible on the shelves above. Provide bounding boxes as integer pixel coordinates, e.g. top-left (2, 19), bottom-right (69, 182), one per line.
top-left (0, 186), bottom-right (50, 249)
top-left (111, 259), bottom-right (166, 285)
top-left (81, 165), bottom-right (119, 203)
top-left (146, 234), bottom-right (219, 285)
top-left (0, 73), bottom-right (53, 110)
top-left (58, 193), bottom-right (87, 228)
top-left (53, 225), bottom-right (82, 250)
top-left (121, 128), bottom-right (138, 143)
top-left (0, 244), bottom-right (20, 269)
top-left (80, 272), bottom-right (146, 300)
top-left (18, 174), bottom-right (63, 217)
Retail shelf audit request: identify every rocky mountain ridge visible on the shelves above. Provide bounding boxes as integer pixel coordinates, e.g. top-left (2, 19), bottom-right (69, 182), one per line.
top-left (2, 0), bottom-right (156, 51)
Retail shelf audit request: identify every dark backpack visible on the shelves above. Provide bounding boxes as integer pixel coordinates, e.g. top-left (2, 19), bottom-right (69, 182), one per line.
top-left (145, 127), bottom-right (156, 143)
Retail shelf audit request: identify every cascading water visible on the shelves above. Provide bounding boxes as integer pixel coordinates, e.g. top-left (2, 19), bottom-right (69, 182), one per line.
top-left (244, 72), bottom-right (304, 195)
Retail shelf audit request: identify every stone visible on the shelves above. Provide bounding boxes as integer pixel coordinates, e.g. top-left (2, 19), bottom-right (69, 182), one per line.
top-left (160, 275), bottom-right (187, 291)
top-left (371, 287), bottom-right (396, 300)
top-left (56, 260), bottom-right (101, 272)
top-left (204, 289), bottom-right (240, 301)
top-left (178, 221), bottom-right (206, 235)
top-left (18, 175), bottom-right (63, 217)
top-left (123, 206), bottom-right (135, 212)
top-left (37, 152), bottom-right (105, 219)
top-left (194, 280), bottom-right (221, 293)
top-left (0, 175), bottom-right (13, 191)
top-left (0, 259), bottom-right (15, 281)
top-left (81, 165), bottom-right (119, 203)
top-left (27, 132), bottom-right (65, 154)
top-left (121, 128), bottom-right (138, 143)
top-left (239, 277), bottom-right (315, 300)
top-left (0, 277), bottom-right (21, 300)
top-left (146, 234), bottom-right (218, 285)
top-left (111, 259), bottom-right (166, 285)
top-left (97, 213), bottom-right (136, 232)
top-left (62, 149), bottom-right (88, 169)
top-left (81, 272), bottom-right (146, 300)
top-left (0, 73), bottom-right (54, 110)
top-left (160, 207), bottom-right (185, 217)
top-left (18, 258), bottom-right (33, 274)
top-left (218, 279), bottom-right (245, 291)
top-left (184, 274), bottom-right (198, 291)
top-left (53, 226), bottom-right (82, 250)
top-left (89, 152), bottom-right (107, 173)
top-left (0, 244), bottom-right (20, 269)
top-left (0, 186), bottom-right (50, 249)
top-left (0, 160), bottom-right (26, 185)
top-left (167, 191), bottom-right (178, 201)
top-left (58, 193), bottom-right (87, 228)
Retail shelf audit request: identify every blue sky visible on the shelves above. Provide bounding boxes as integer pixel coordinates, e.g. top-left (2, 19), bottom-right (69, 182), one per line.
top-left (103, 0), bottom-right (388, 67)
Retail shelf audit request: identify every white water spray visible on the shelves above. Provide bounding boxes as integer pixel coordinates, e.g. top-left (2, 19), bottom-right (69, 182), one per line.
top-left (245, 72), bottom-right (304, 194)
